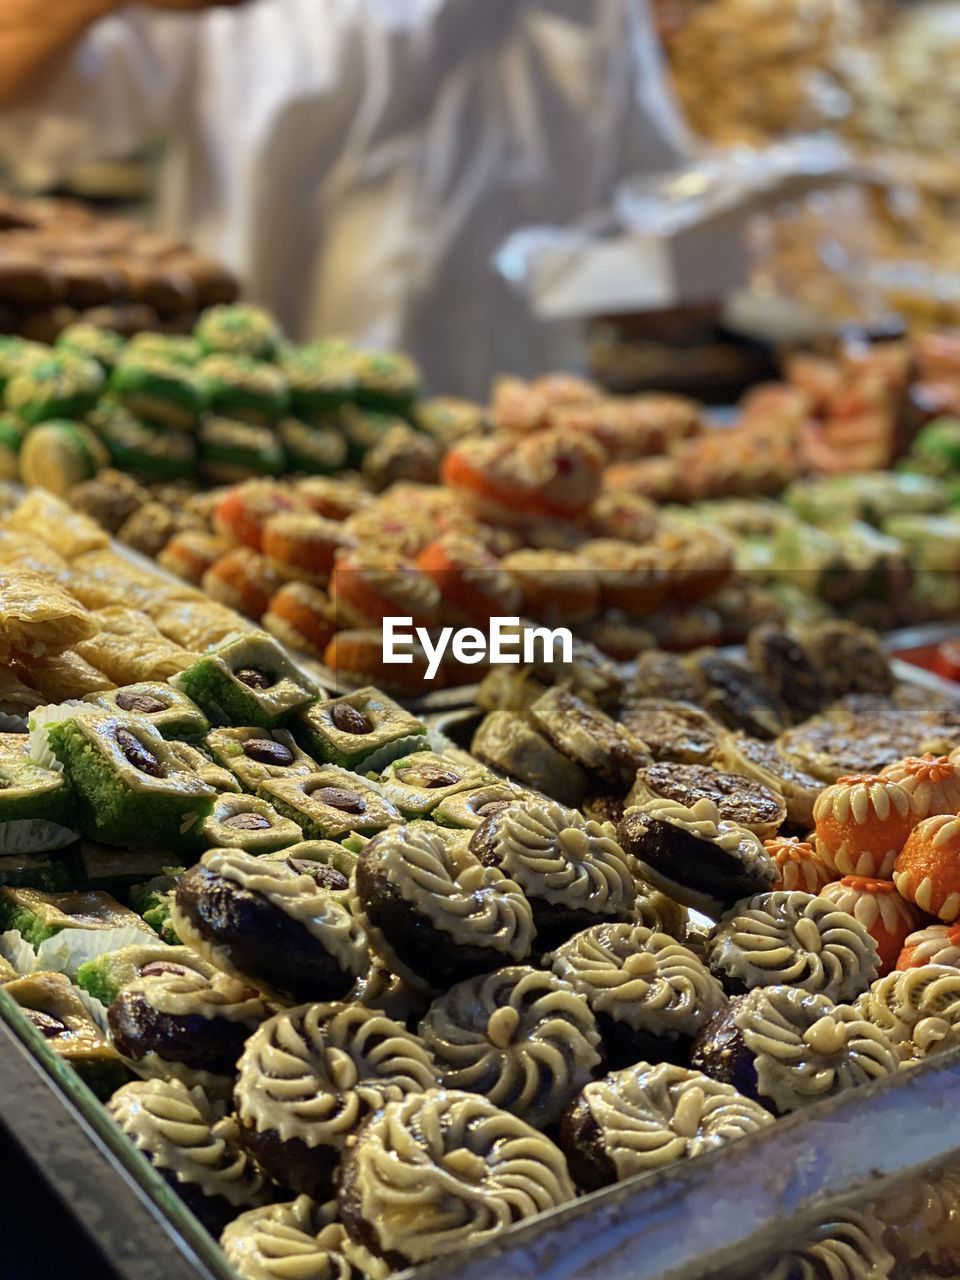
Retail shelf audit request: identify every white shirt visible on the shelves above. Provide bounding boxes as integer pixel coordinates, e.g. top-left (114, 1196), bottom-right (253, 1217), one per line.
top-left (0, 0), bottom-right (689, 396)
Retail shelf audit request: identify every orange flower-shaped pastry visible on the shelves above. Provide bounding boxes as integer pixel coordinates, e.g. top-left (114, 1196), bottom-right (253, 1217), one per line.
top-left (880, 755), bottom-right (960, 819)
top-left (765, 835), bottom-right (834, 895)
top-left (813, 774), bottom-right (918, 879)
top-left (894, 815), bottom-right (960, 922)
top-left (818, 877), bottom-right (920, 976)
top-left (897, 923), bottom-right (960, 971)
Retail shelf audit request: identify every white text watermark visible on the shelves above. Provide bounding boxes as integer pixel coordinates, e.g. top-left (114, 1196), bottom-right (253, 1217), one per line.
top-left (382, 617), bottom-right (573, 681)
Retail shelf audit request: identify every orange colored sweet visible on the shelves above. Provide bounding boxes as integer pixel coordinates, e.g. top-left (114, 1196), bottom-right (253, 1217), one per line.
top-left (263, 582), bottom-right (337, 659)
top-left (818, 876), bottom-right (920, 976)
top-left (415, 537), bottom-right (520, 627)
top-left (814, 773), bottom-right (919, 879)
top-left (323, 629), bottom-right (437, 696)
top-left (157, 531), bottom-right (228, 585)
top-left (765, 835), bottom-right (834, 895)
top-left (201, 547), bottom-right (279, 619)
top-left (213, 481), bottom-right (304, 551)
top-left (894, 815), bottom-right (960, 923)
top-left (262, 512), bottom-right (355, 585)
top-left (896, 922), bottom-right (960, 971)
top-left (331, 548), bottom-right (440, 630)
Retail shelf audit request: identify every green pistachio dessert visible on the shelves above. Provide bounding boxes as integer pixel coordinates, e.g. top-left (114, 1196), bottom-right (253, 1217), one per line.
top-left (174, 633), bottom-right (318, 729)
top-left (83, 683), bottom-right (210, 743)
top-left (294, 687), bottom-right (427, 771)
top-left (259, 767), bottom-right (401, 842)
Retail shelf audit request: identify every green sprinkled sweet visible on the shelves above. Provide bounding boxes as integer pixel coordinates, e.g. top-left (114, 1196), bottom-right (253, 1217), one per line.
top-left (281, 344), bottom-right (356, 416)
top-left (205, 726), bottom-right (318, 792)
top-left (56, 323), bottom-right (126, 371)
top-left (199, 355), bottom-right (289, 424)
top-left (46, 714), bottom-right (216, 849)
top-left (5, 351), bottom-right (104, 425)
top-left (912, 417), bottom-right (960, 473)
top-left (173, 631), bottom-right (319, 729)
top-left (0, 851), bottom-right (74, 892)
top-left (340, 405), bottom-right (406, 465)
top-left (350, 348), bottom-right (420, 414)
top-left (76, 943), bottom-right (215, 1007)
top-left (126, 332), bottom-right (203, 366)
top-left (0, 335), bottom-right (45, 395)
top-left (195, 303), bottom-right (282, 360)
top-left (197, 415), bottom-right (286, 482)
top-left (0, 887), bottom-right (152, 947)
top-left (110, 353), bottom-right (207, 429)
top-left (128, 870), bottom-right (184, 941)
top-left (88, 401), bottom-right (197, 480)
top-left (377, 752), bottom-right (493, 818)
top-left (198, 792), bottom-right (303, 854)
top-left (83, 683), bottom-right (210, 743)
top-left (277, 416), bottom-right (347, 474)
top-left (0, 412), bottom-right (26, 479)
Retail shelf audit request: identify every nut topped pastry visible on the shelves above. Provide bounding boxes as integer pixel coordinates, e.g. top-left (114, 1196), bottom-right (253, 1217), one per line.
top-left (618, 699), bottom-right (724, 765)
top-left (355, 824), bottom-right (534, 989)
top-left (418, 966), bottom-right (601, 1127)
top-left (527, 687), bottom-right (651, 789)
top-left (469, 798), bottom-right (635, 949)
top-left (629, 761), bottom-right (786, 840)
top-left (220, 1197), bottom-right (352, 1280)
top-left (547, 923), bottom-right (726, 1068)
top-left (856, 965), bottom-right (960, 1064)
top-left (559, 1061), bottom-right (773, 1192)
top-left (173, 848), bottom-right (369, 1002)
top-left (705, 891), bottom-right (879, 1001)
top-left (108, 1077), bottom-right (270, 1235)
top-left (234, 1001), bottom-right (438, 1199)
top-left (691, 986), bottom-right (900, 1116)
top-left (618, 797), bottom-right (777, 916)
top-left (336, 1089), bottom-right (575, 1275)
top-left (814, 773), bottom-right (919, 879)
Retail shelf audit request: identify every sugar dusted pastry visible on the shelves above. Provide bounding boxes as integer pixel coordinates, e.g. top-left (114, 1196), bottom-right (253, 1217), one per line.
top-left (418, 966), bottom-right (601, 1127)
top-left (814, 773), bottom-right (919, 879)
top-left (547, 922), bottom-right (726, 1068)
top-left (0, 571), bottom-right (94, 662)
top-left (818, 877), bottom-right (920, 976)
top-left (691, 985), bottom-right (900, 1115)
top-left (336, 1090), bottom-right (575, 1275)
top-left (894, 814), bottom-right (960, 921)
top-left (221, 1197), bottom-right (352, 1280)
top-left (856, 965), bottom-right (960, 1064)
top-left (559, 1061), bottom-right (772, 1192)
top-left (897, 923), bottom-right (960, 971)
top-left (234, 1001), bottom-right (437, 1199)
top-left (765, 835), bottom-right (833, 894)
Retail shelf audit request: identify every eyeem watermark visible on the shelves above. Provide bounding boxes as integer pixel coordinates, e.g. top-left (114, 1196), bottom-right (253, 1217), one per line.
top-left (383, 617), bottom-right (573, 681)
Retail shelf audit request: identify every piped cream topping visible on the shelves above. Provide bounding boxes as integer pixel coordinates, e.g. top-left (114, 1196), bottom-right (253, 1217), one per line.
top-left (235, 1001), bottom-right (438, 1148)
top-left (814, 775), bottom-right (913, 827)
top-left (757, 1211), bottom-right (894, 1280)
top-left (108, 1078), bottom-right (268, 1206)
top-left (121, 969), bottom-right (272, 1025)
top-left (880, 755), bottom-right (960, 819)
top-left (899, 924), bottom-right (960, 970)
top-left (818, 878), bottom-right (917, 939)
top-left (631, 796), bottom-right (776, 887)
top-left (345, 1089), bottom-right (575, 1266)
top-left (855, 965), bottom-right (960, 1062)
top-left (547, 923), bottom-right (726, 1037)
top-left (220, 1198), bottom-right (351, 1280)
top-left (733, 986), bottom-right (899, 1113)
top-left (707, 891), bottom-right (879, 1001)
top-left (581, 1061), bottom-right (772, 1178)
top-left (418, 966), bottom-right (601, 1126)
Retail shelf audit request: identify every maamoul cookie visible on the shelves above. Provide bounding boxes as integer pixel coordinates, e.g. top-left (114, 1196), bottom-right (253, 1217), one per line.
top-left (818, 877), bottom-right (920, 976)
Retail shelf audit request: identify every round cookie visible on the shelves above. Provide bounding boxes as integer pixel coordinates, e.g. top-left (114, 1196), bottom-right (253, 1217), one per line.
top-left (107, 969), bottom-right (271, 1095)
top-left (747, 1212), bottom-right (894, 1280)
top-left (897, 923), bottom-right (960, 971)
top-left (221, 1197), bottom-right (352, 1280)
top-left (200, 357), bottom-right (289, 425)
top-left (629, 761), bottom-right (786, 840)
top-left (172, 849), bottom-right (369, 1002)
top-left (618, 698), bottom-right (724, 765)
top-left (894, 814), bottom-right (960, 921)
top-left (814, 773), bottom-right (919, 879)
top-left (818, 877), bottom-right (920, 976)
top-left (108, 1078), bottom-right (270, 1236)
top-left (705, 890), bottom-right (879, 1000)
top-left (109, 353), bottom-right (206, 429)
top-left (5, 350), bottom-right (104, 424)
top-left (234, 1000), bottom-right (437, 1199)
top-left (881, 754), bottom-right (960, 817)
top-left (469, 798), bottom-right (635, 950)
top-left (716, 731), bottom-right (822, 828)
top-left (691, 985), bottom-right (900, 1116)
top-left (617, 797), bottom-right (778, 917)
top-left (856, 965), bottom-right (960, 1064)
top-left (349, 958), bottom-right (431, 1030)
top-left (336, 1090), bottom-right (575, 1275)
top-left (559, 1061), bottom-right (772, 1193)
top-left (196, 304), bottom-right (281, 361)
top-left (547, 922), bottom-right (726, 1068)
top-left (418, 966), bottom-right (602, 1127)
top-left (354, 824), bottom-right (534, 989)
top-left (765, 834), bottom-right (834, 894)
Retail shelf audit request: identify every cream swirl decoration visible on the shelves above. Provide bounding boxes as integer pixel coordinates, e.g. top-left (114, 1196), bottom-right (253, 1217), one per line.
top-left (418, 966), bottom-right (601, 1126)
top-left (343, 1089), bottom-right (575, 1266)
top-left (547, 923), bottom-right (726, 1037)
top-left (900, 924), bottom-right (960, 969)
top-left (757, 1211), bottom-right (894, 1280)
top-left (874, 1162), bottom-right (960, 1265)
top-left (707, 891), bottom-right (879, 1001)
top-left (734, 986), bottom-right (900, 1114)
top-left (855, 965), bottom-right (960, 1062)
top-left (235, 1001), bottom-right (438, 1148)
top-left (476, 799), bottom-right (636, 915)
top-left (121, 969), bottom-right (273, 1025)
top-left (108, 1078), bottom-right (267, 1205)
top-left (582, 1062), bottom-right (772, 1178)
top-left (633, 886), bottom-right (688, 940)
top-left (819, 879), bottom-right (917, 940)
top-left (631, 797), bottom-right (776, 884)
top-left (193, 849), bottom-right (369, 977)
top-left (361, 825), bottom-right (534, 958)
top-left (221, 1197), bottom-right (352, 1280)
top-left (880, 755), bottom-right (960, 818)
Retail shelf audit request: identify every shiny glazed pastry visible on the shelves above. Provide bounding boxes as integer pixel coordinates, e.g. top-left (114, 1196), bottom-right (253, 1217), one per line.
top-left (716, 731), bottom-right (821, 828)
top-left (336, 1089), bottom-right (576, 1275)
top-left (559, 1060), bottom-right (773, 1192)
top-left (629, 761), bottom-right (786, 839)
top-left (705, 890), bottom-right (879, 1000)
top-left (527, 687), bottom-right (650, 789)
top-left (418, 966), bottom-right (601, 1127)
top-left (234, 1000), bottom-right (438, 1199)
top-left (765, 835), bottom-right (833, 894)
top-left (814, 774), bottom-right (920, 879)
top-left (691, 985), bottom-right (900, 1115)
top-left (818, 877), bottom-right (920, 976)
top-left (618, 698), bottom-right (724, 765)
top-left (547, 922), bottom-right (726, 1068)
top-left (855, 965), bottom-right (960, 1064)
top-left (220, 1197), bottom-right (352, 1280)
top-left (894, 814), bottom-right (960, 921)
top-left (471, 710), bottom-right (590, 809)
